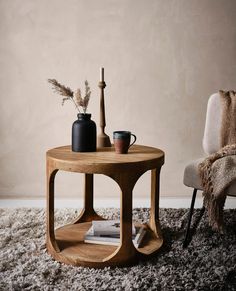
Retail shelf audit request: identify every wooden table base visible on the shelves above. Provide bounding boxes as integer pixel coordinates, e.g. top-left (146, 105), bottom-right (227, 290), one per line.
top-left (48, 221), bottom-right (163, 268)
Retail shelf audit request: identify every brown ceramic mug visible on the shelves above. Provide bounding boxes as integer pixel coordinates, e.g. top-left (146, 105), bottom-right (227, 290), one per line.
top-left (113, 131), bottom-right (137, 154)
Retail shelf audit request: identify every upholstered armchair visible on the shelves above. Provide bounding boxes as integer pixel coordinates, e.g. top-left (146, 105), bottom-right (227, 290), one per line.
top-left (183, 92), bottom-right (236, 247)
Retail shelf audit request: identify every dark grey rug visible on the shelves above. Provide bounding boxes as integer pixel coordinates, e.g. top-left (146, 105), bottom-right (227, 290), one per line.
top-left (0, 207), bottom-right (235, 291)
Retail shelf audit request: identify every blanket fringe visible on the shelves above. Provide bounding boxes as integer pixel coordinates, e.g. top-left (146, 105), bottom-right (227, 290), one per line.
top-left (199, 143), bottom-right (236, 232)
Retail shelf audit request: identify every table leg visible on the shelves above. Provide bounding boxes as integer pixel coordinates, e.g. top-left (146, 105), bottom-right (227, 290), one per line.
top-left (149, 167), bottom-right (162, 238)
top-left (119, 182), bottom-right (136, 255)
top-left (46, 165), bottom-right (60, 253)
top-left (73, 174), bottom-right (104, 223)
top-left (105, 173), bottom-right (138, 265)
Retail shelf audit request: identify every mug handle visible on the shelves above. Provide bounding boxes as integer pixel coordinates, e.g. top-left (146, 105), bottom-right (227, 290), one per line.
top-left (129, 134), bottom-right (137, 148)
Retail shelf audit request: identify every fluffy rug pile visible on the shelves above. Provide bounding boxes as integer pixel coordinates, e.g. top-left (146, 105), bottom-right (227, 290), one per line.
top-left (0, 207), bottom-right (235, 290)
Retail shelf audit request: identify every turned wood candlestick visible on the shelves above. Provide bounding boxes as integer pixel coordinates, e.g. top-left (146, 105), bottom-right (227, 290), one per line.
top-left (97, 70), bottom-right (111, 148)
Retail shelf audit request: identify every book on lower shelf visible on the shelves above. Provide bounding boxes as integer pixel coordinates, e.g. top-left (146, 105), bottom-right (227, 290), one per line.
top-left (84, 220), bottom-right (146, 248)
top-left (91, 219), bottom-right (136, 236)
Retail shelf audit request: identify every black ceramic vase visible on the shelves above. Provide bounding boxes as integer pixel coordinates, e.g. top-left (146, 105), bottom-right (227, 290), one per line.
top-left (72, 113), bottom-right (96, 152)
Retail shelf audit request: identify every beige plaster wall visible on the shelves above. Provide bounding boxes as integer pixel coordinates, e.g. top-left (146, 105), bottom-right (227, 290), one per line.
top-left (0, 0), bottom-right (235, 200)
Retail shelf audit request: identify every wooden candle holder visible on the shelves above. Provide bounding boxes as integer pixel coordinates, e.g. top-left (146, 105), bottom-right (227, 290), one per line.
top-left (97, 80), bottom-right (111, 147)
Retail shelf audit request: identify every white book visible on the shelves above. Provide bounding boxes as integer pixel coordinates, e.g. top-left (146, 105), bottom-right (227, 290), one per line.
top-left (84, 226), bottom-right (146, 248)
top-left (91, 220), bottom-right (136, 236)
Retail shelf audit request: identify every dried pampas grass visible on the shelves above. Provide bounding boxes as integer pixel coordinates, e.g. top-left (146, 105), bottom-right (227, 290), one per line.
top-left (48, 79), bottom-right (91, 114)
top-left (48, 79), bottom-right (73, 97)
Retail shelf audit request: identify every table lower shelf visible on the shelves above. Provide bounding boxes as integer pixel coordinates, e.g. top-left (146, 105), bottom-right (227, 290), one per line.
top-left (48, 222), bottom-right (163, 267)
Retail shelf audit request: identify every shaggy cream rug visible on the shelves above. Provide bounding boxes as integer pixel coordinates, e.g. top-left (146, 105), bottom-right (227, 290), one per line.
top-left (0, 208), bottom-right (235, 290)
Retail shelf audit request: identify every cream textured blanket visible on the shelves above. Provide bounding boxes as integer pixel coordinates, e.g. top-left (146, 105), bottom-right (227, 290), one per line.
top-left (199, 90), bottom-right (236, 231)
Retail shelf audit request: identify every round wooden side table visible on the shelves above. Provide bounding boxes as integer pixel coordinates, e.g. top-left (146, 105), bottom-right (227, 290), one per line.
top-left (46, 144), bottom-right (164, 268)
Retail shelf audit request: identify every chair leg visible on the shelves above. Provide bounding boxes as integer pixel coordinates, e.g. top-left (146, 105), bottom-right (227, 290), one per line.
top-left (183, 188), bottom-right (197, 248)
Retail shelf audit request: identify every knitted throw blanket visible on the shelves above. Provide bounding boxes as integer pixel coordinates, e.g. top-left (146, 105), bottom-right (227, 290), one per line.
top-left (199, 90), bottom-right (236, 231)
top-left (220, 90), bottom-right (236, 146)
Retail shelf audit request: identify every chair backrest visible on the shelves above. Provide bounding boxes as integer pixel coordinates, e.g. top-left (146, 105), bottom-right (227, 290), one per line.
top-left (202, 93), bottom-right (222, 155)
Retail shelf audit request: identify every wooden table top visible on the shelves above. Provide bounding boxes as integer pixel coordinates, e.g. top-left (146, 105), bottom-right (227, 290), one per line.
top-left (47, 144), bottom-right (164, 174)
